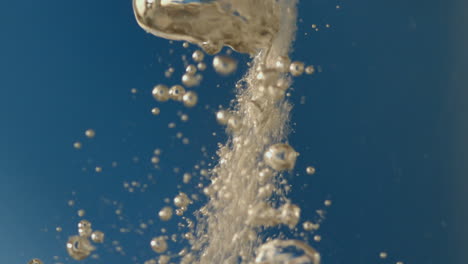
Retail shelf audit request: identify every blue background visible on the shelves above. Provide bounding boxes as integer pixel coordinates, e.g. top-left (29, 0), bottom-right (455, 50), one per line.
top-left (0, 0), bottom-right (466, 263)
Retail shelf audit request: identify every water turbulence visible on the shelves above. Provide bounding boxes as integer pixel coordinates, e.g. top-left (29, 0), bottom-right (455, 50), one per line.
top-left (133, 0), bottom-right (320, 263)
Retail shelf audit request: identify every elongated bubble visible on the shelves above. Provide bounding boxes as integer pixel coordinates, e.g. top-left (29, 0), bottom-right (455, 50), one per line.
top-left (133, 0), bottom-right (280, 54)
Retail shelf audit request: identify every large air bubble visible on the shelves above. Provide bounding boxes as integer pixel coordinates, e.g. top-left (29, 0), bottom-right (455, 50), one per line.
top-left (133, 0), bottom-right (280, 54)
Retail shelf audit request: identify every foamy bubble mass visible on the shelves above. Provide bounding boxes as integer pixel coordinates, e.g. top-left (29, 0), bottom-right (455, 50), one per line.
top-left (54, 0), bottom-right (324, 263)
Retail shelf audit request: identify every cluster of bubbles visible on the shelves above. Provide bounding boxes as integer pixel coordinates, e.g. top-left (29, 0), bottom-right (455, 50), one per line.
top-left (27, 259), bottom-right (43, 264)
top-left (25, 1), bottom-right (408, 263)
top-left (255, 240), bottom-right (321, 264)
top-left (152, 84), bottom-right (198, 108)
top-left (29, 1), bottom-right (334, 264)
top-left (66, 220), bottom-right (104, 261)
top-left (123, 180), bottom-right (149, 193)
top-left (152, 49), bottom-right (239, 110)
top-left (134, 0), bottom-right (325, 263)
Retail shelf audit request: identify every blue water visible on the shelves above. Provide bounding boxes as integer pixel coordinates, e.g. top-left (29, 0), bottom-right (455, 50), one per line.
top-left (0, 0), bottom-right (465, 263)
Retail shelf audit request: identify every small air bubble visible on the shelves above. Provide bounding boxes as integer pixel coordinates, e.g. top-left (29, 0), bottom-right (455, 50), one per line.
top-left (91, 231), bottom-right (105, 243)
top-left (305, 66), bottom-right (315, 75)
top-left (151, 107), bottom-right (161, 115)
top-left (197, 62), bottom-right (207, 71)
top-left (192, 50), bottom-right (205, 62)
top-left (151, 237), bottom-right (168, 253)
top-left (182, 73), bottom-right (202, 87)
top-left (264, 143), bottom-right (298, 171)
top-left (380, 252), bottom-right (388, 259)
top-left (85, 129), bottom-right (95, 138)
top-left (28, 259), bottom-right (43, 264)
top-left (306, 166), bottom-right (316, 175)
top-left (290, 61), bottom-right (305, 76)
top-left (77, 209), bottom-right (86, 217)
top-left (213, 55), bottom-right (238, 75)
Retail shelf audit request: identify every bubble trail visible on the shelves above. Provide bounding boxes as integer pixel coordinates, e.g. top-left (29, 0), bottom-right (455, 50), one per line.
top-left (133, 0), bottom-right (319, 263)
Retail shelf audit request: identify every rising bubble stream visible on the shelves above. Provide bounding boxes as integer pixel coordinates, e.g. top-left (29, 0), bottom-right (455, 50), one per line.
top-left (132, 0), bottom-right (319, 263)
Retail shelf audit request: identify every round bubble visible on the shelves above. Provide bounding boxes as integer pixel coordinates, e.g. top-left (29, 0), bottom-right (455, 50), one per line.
top-left (66, 235), bottom-right (95, 261)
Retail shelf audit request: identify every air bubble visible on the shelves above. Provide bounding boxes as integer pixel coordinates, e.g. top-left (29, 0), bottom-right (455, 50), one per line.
top-left (159, 206), bottom-right (173, 221)
top-left (290, 61), bottom-right (305, 76)
top-left (306, 166), bottom-right (316, 175)
top-left (182, 73), bottom-right (202, 87)
top-left (264, 143), bottom-right (298, 171)
top-left (73, 142), bottom-right (82, 149)
top-left (302, 221), bottom-right (319, 231)
top-left (28, 259), bottom-right (43, 264)
top-left (159, 255), bottom-right (170, 264)
top-left (201, 41), bottom-right (222, 55)
top-left (165, 67), bottom-right (175, 78)
top-left (185, 65), bottom-right (197, 75)
top-left (78, 220), bottom-right (92, 237)
top-left (275, 56), bottom-right (291, 72)
top-left (85, 129), bottom-right (95, 138)
top-left (183, 173), bottom-right (192, 184)
top-left (151, 237), bottom-right (168, 253)
top-left (379, 252), bottom-right (388, 259)
top-left (77, 209), bottom-right (86, 217)
top-left (152, 85), bottom-right (170, 102)
top-left (169, 85), bottom-right (186, 101)
top-left (197, 62), bottom-right (207, 71)
top-left (192, 50), bottom-right (205, 62)
top-left (181, 114), bottom-right (189, 122)
top-left (151, 107), bottom-right (161, 115)
top-left (215, 110), bottom-right (230, 125)
top-left (278, 203), bottom-right (301, 228)
top-left (174, 193), bottom-right (190, 208)
top-left (145, 259), bottom-right (157, 264)
top-left (305, 66), bottom-right (315, 75)
top-left (227, 115), bottom-right (242, 132)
